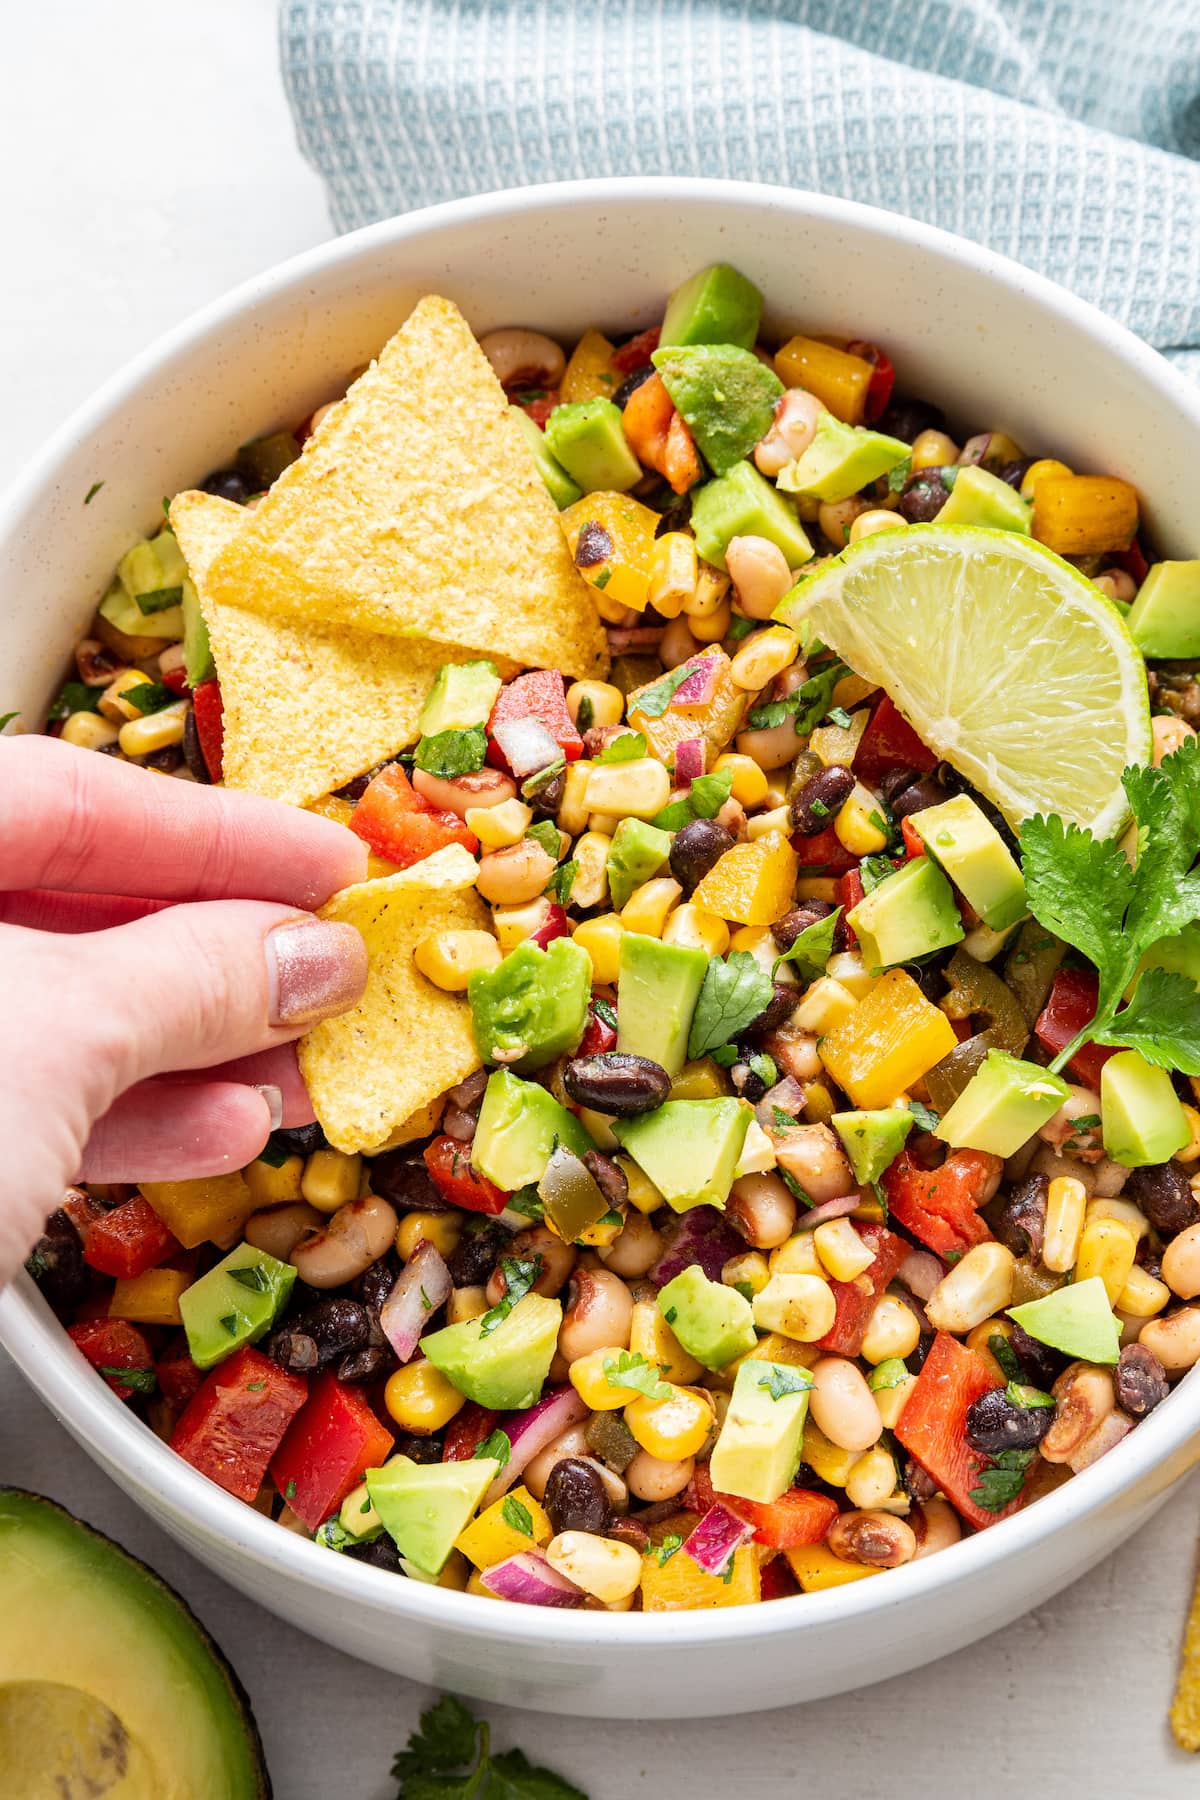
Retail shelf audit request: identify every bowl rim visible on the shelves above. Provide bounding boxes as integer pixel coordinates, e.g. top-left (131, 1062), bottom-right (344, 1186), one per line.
top-left (5, 174), bottom-right (1200, 1650)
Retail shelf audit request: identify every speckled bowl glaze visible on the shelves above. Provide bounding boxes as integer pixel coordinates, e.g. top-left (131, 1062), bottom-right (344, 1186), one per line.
top-left (3, 179), bottom-right (1200, 1718)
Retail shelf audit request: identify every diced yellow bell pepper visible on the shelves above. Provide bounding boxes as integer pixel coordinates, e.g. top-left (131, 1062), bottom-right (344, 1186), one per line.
top-left (561, 492), bottom-right (661, 612)
top-left (109, 1267), bottom-right (191, 1326)
top-left (244, 1154), bottom-right (305, 1207)
top-left (616, 1154), bottom-right (666, 1214)
top-left (640, 1541), bottom-right (761, 1611)
top-left (692, 831), bottom-right (799, 927)
top-left (773, 336), bottom-right (874, 424)
top-left (818, 968), bottom-right (958, 1109)
top-left (306, 794), bottom-right (355, 828)
top-left (139, 1174), bottom-right (256, 1249)
top-left (627, 647), bottom-right (747, 764)
top-left (668, 1057), bottom-right (729, 1100)
top-left (365, 1095), bottom-right (447, 1156)
top-left (785, 1542), bottom-right (880, 1592)
top-left (560, 329), bottom-right (617, 403)
top-left (454, 1485), bottom-right (551, 1569)
top-left (1031, 474), bottom-right (1139, 556)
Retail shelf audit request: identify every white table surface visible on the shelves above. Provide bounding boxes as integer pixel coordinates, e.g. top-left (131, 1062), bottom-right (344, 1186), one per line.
top-left (4, 3), bottom-right (1200, 1792)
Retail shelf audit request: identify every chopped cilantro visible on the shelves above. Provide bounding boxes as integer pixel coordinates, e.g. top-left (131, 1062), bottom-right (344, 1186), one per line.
top-left (98, 1366), bottom-right (156, 1394)
top-left (0, 712), bottom-right (18, 733)
top-left (472, 1429), bottom-right (512, 1468)
top-left (988, 1333), bottom-right (1025, 1382)
top-left (772, 907), bottom-right (841, 982)
top-left (246, 1380), bottom-right (266, 1392)
top-left (828, 706), bottom-right (853, 729)
top-left (652, 765), bottom-right (735, 831)
top-left (628, 662), bottom-right (698, 720)
top-left (84, 480), bottom-right (105, 504)
top-left (544, 858), bottom-right (578, 904)
top-left (134, 584), bottom-right (184, 616)
top-left (479, 1257), bottom-right (541, 1336)
top-left (284, 1480), bottom-right (297, 1501)
top-left (505, 1185), bottom-right (545, 1222)
top-left (228, 1264), bottom-right (269, 1292)
top-left (687, 951), bottom-right (773, 1059)
top-left (905, 1099), bottom-right (940, 1132)
top-left (603, 1350), bottom-right (672, 1400)
top-left (525, 819), bottom-right (563, 860)
top-left (47, 681), bottom-right (104, 720)
top-left (592, 567), bottom-right (612, 589)
top-left (592, 996), bottom-right (618, 1031)
top-left (748, 1050), bottom-right (777, 1088)
top-left (969, 1447), bottom-right (1035, 1512)
top-left (575, 695), bottom-right (594, 733)
top-left (748, 660), bottom-right (846, 732)
top-left (595, 731), bottom-right (647, 764)
top-left (119, 680), bottom-right (175, 716)
top-left (779, 1170), bottom-right (815, 1207)
top-left (772, 1105), bottom-right (797, 1132)
top-left (648, 1533), bottom-right (683, 1567)
top-left (521, 755), bottom-right (566, 800)
top-left (757, 1364), bottom-right (813, 1400)
top-left (502, 1495), bottom-right (535, 1537)
top-left (413, 725), bottom-right (487, 779)
top-left (726, 614), bottom-right (756, 641)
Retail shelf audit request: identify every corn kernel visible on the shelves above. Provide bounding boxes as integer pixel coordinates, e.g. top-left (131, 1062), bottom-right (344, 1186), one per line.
top-left (493, 899), bottom-right (553, 954)
top-left (570, 1345), bottom-right (638, 1411)
top-left (690, 599), bottom-right (733, 643)
top-left (926, 1243), bottom-right (1016, 1334)
top-left (845, 1445), bottom-right (899, 1509)
top-left (662, 903), bottom-right (730, 957)
top-left (547, 1531), bottom-right (643, 1603)
top-left (244, 1153), bottom-right (305, 1207)
top-left (1175, 1103), bottom-right (1200, 1165)
top-left (558, 760), bottom-right (593, 835)
top-left (413, 929), bottom-right (502, 991)
top-left (729, 626), bottom-right (799, 692)
top-left (849, 510), bottom-right (905, 546)
top-left (396, 1211), bottom-right (462, 1261)
top-left (753, 1272), bottom-right (837, 1341)
top-left (910, 429), bottom-right (960, 472)
top-left (629, 1300), bottom-right (703, 1383)
top-left (769, 1233), bottom-right (824, 1278)
top-left (713, 752), bottom-right (769, 810)
top-left (60, 710), bottom-right (120, 751)
top-left (683, 561), bottom-right (731, 619)
top-left (647, 532), bottom-right (698, 619)
top-left (1085, 1196), bottom-right (1149, 1240)
top-left (1117, 1264), bottom-right (1171, 1319)
top-left (834, 783), bottom-right (890, 855)
top-left (825, 951), bottom-right (876, 1000)
top-left (620, 876), bottom-right (682, 937)
top-left (584, 758), bottom-right (672, 821)
top-left (624, 1384), bottom-right (714, 1460)
top-left (566, 679), bottom-right (625, 729)
top-left (464, 797), bottom-right (532, 849)
top-left (1043, 1175), bottom-right (1088, 1272)
top-left (860, 1295), bottom-right (921, 1365)
top-left (793, 977), bottom-right (859, 1036)
top-left (722, 1251), bottom-right (771, 1296)
top-left (572, 913), bottom-right (625, 984)
top-left (118, 698), bottom-right (189, 758)
top-left (447, 1285), bottom-right (489, 1325)
top-left (1020, 457), bottom-right (1073, 502)
top-left (383, 1359), bottom-right (465, 1432)
top-left (1075, 1216), bottom-right (1138, 1305)
top-left (747, 805), bottom-right (792, 842)
top-left (301, 1149), bottom-right (362, 1213)
top-left (734, 1119), bottom-right (777, 1177)
top-left (801, 1419), bottom-right (858, 1486)
top-left (814, 1218), bottom-right (876, 1283)
top-left (98, 667), bottom-right (158, 722)
top-left (570, 830), bottom-right (612, 909)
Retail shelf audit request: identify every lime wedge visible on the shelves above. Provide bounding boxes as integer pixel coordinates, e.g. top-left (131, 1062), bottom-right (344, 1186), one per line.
top-left (776, 525), bottom-right (1151, 837)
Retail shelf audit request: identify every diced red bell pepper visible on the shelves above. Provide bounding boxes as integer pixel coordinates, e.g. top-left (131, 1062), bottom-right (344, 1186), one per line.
top-left (847, 341), bottom-right (896, 425)
top-left (621, 373), bottom-right (702, 494)
top-left (1034, 967), bottom-right (1115, 1089)
top-left (190, 679), bottom-right (224, 782)
top-left (270, 1371), bottom-right (395, 1529)
top-left (611, 326), bottom-right (661, 374)
top-left (424, 1135), bottom-right (509, 1216)
top-left (83, 1195), bottom-right (181, 1280)
top-left (721, 1487), bottom-right (840, 1550)
top-left (351, 764), bottom-right (478, 869)
top-left (896, 1331), bottom-right (1022, 1530)
top-left (792, 823), bottom-right (859, 876)
top-left (67, 1319), bottom-right (156, 1400)
top-left (1112, 539), bottom-right (1150, 586)
top-left (760, 1553), bottom-right (800, 1600)
top-left (854, 696), bottom-right (938, 785)
top-left (171, 1345), bottom-right (307, 1503)
top-left (900, 817), bottom-right (925, 860)
top-left (817, 1222), bottom-right (910, 1356)
top-left (684, 1463), bottom-right (716, 1516)
top-left (443, 1401), bottom-right (502, 1461)
top-left (528, 903), bottom-right (570, 949)
top-left (882, 1149), bottom-right (996, 1259)
top-left (161, 664), bottom-right (190, 696)
top-left (511, 388), bottom-right (558, 429)
top-left (579, 998), bottom-right (618, 1056)
top-left (487, 670), bottom-right (583, 771)
top-left (156, 1333), bottom-right (207, 1411)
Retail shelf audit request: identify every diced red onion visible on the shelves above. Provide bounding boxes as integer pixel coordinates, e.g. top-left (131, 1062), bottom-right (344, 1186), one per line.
top-left (683, 1503), bottom-right (756, 1576)
top-left (674, 738), bottom-right (705, 785)
top-left (649, 1206), bottom-right (745, 1287)
top-left (481, 1552), bottom-right (585, 1607)
top-left (483, 1385), bottom-right (589, 1507)
top-left (756, 1077), bottom-right (806, 1132)
top-left (607, 624), bottom-right (666, 653)
top-left (529, 902), bottom-right (570, 948)
top-left (379, 1240), bottom-right (452, 1363)
top-left (668, 657), bottom-right (719, 709)
top-left (958, 432), bottom-right (993, 467)
top-left (492, 717), bottom-right (560, 778)
top-left (448, 1069), bottom-right (488, 1110)
top-left (897, 1248), bottom-right (943, 1301)
top-left (792, 1192), bottom-right (862, 1232)
top-left (442, 1103), bottom-right (476, 1143)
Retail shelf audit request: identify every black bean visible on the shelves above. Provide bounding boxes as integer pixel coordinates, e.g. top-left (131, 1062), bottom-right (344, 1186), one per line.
top-left (789, 764), bottom-right (856, 836)
top-left (1008, 1319), bottom-right (1066, 1390)
top-left (772, 901), bottom-right (834, 952)
top-left (654, 491), bottom-right (694, 537)
top-left (998, 457), bottom-right (1035, 491)
top-left (448, 1220), bottom-right (510, 1287)
top-left (269, 1329), bottom-right (321, 1374)
top-left (355, 1252), bottom-right (401, 1316)
top-left (24, 1208), bottom-right (88, 1315)
top-left (582, 1150), bottom-right (628, 1208)
top-left (1125, 1162), bottom-right (1199, 1238)
top-left (300, 1297), bottom-right (372, 1358)
top-left (345, 1535), bottom-right (404, 1572)
top-left (877, 765), bottom-right (922, 804)
top-left (901, 1457), bottom-right (938, 1503)
top-left (543, 1458), bottom-right (613, 1536)
top-left (529, 770), bottom-right (566, 818)
top-left (606, 1517), bottom-right (650, 1554)
top-left (613, 365), bottom-right (657, 409)
top-left (731, 1061), bottom-right (768, 1103)
top-left (337, 1344), bottom-right (393, 1384)
top-left (897, 472), bottom-right (951, 523)
top-left (271, 1121), bottom-right (327, 1157)
top-left (181, 707), bottom-right (212, 783)
top-left (988, 1174), bottom-right (1048, 1261)
top-left (201, 467), bottom-right (252, 505)
top-left (890, 775), bottom-right (948, 819)
top-left (909, 1331), bottom-right (935, 1373)
top-left (668, 818), bottom-right (736, 894)
top-left (370, 1149), bottom-right (450, 1212)
top-left (877, 395), bottom-right (946, 443)
top-left (144, 745), bottom-right (181, 774)
top-left (746, 982), bottom-right (797, 1037)
top-left (1115, 1343), bottom-right (1170, 1417)
top-left (965, 1389), bottom-right (1052, 1457)
top-left (789, 1461), bottom-right (842, 1504)
top-left (563, 1052), bottom-right (670, 1116)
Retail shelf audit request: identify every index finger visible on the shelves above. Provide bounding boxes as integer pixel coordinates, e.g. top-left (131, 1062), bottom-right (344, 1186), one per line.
top-left (1, 736), bottom-right (367, 906)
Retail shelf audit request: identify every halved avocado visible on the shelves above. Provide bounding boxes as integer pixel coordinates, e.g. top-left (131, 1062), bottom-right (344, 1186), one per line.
top-left (0, 1490), bottom-right (270, 1797)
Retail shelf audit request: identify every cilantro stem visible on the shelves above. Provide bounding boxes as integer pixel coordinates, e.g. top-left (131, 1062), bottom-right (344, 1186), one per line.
top-left (465, 1721), bottom-right (491, 1799)
top-left (1049, 1015), bottom-right (1110, 1077)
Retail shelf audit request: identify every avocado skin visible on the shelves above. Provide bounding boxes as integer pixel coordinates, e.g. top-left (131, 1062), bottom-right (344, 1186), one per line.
top-left (0, 1488), bottom-right (270, 1797)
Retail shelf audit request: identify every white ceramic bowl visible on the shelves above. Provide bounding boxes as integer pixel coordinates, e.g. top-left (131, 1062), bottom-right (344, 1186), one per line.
top-left (4, 178), bottom-right (1200, 1719)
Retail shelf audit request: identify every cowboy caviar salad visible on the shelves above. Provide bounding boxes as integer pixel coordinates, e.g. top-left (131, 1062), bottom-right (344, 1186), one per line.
top-left (24, 263), bottom-right (1200, 1617)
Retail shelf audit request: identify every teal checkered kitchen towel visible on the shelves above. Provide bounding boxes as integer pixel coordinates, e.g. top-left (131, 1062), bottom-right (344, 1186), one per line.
top-left (281, 0), bottom-right (1200, 370)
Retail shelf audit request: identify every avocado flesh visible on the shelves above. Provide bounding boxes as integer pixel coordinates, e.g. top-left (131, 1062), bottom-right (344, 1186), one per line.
top-left (616, 932), bottom-right (708, 1077)
top-left (0, 1489), bottom-right (268, 1798)
top-left (708, 1357), bottom-right (812, 1503)
top-left (908, 794), bottom-right (1027, 932)
top-left (181, 578), bottom-right (215, 687)
top-left (468, 937), bottom-right (592, 1073)
top-left (179, 1242), bottom-right (296, 1370)
top-left (511, 408), bottom-right (582, 510)
top-left (420, 1292), bottom-right (562, 1412)
top-left (832, 1107), bottom-right (914, 1184)
top-left (607, 819), bottom-right (672, 911)
top-left (366, 1456), bottom-right (500, 1576)
top-left (544, 399), bottom-right (641, 494)
top-left (934, 464), bottom-right (1032, 533)
top-left (659, 263), bottom-right (763, 350)
top-left (1008, 1276), bottom-right (1120, 1365)
top-left (847, 857), bottom-right (964, 971)
top-left (419, 659), bottom-right (503, 736)
top-left (1127, 559), bottom-right (1200, 658)
top-left (656, 1264), bottom-right (757, 1369)
top-left (652, 344), bottom-right (783, 477)
top-left (1101, 1049), bottom-right (1190, 1167)
top-left (613, 1098), bottom-right (751, 1212)
top-left (471, 1070), bottom-right (594, 1190)
top-left (935, 1050), bottom-right (1069, 1158)
top-left (690, 460), bottom-right (813, 573)
top-left (777, 413), bottom-right (909, 505)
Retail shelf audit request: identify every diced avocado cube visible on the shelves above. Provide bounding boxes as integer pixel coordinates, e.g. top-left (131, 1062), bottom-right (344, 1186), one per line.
top-left (652, 344), bottom-right (783, 477)
top-left (847, 857), bottom-right (964, 972)
top-left (934, 465), bottom-right (1032, 534)
top-left (119, 528), bottom-right (188, 604)
top-left (544, 398), bottom-right (641, 494)
top-left (1127, 559), bottom-right (1200, 659)
top-left (178, 1242), bottom-right (296, 1370)
top-left (935, 1050), bottom-right (1069, 1158)
top-left (606, 818), bottom-right (672, 911)
top-left (512, 407), bottom-right (583, 510)
top-left (471, 1070), bottom-right (594, 1191)
top-left (776, 414), bottom-right (909, 505)
top-left (419, 660), bottom-right (503, 736)
top-left (338, 1476), bottom-right (384, 1542)
top-left (468, 937), bottom-right (591, 1074)
top-left (616, 932), bottom-right (708, 1077)
top-left (420, 1292), bottom-right (562, 1412)
top-left (908, 794), bottom-right (1027, 931)
top-left (1008, 1276), bottom-right (1120, 1366)
top-left (365, 1455), bottom-right (501, 1575)
top-left (832, 1107), bottom-right (914, 1184)
top-left (99, 570), bottom-right (185, 643)
top-left (656, 1264), bottom-right (758, 1370)
top-left (181, 578), bottom-right (214, 686)
top-left (659, 263), bottom-right (764, 351)
top-left (612, 1099), bottom-right (751, 1213)
top-left (1100, 1049), bottom-right (1190, 1168)
top-left (691, 461), bottom-right (814, 573)
top-left (708, 1357), bottom-right (812, 1504)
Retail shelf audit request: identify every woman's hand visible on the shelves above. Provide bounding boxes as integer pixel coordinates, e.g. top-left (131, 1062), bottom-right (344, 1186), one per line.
top-left (0, 736), bottom-right (370, 1282)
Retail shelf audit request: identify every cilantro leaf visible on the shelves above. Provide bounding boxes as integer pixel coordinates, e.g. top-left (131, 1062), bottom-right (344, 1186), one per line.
top-left (772, 907), bottom-right (841, 983)
top-left (391, 1696), bottom-right (586, 1800)
top-left (748, 1050), bottom-right (777, 1088)
top-left (779, 1169), bottom-right (815, 1207)
top-left (414, 726), bottom-right (487, 779)
top-left (98, 1366), bottom-right (156, 1394)
top-left (1019, 811), bottom-right (1134, 1008)
top-left (652, 764), bottom-right (736, 831)
top-left (595, 731), bottom-right (647, 764)
top-left (905, 1099), bottom-right (940, 1132)
top-left (648, 1533), bottom-right (683, 1566)
top-left (84, 480), bottom-right (105, 504)
top-left (988, 1334), bottom-right (1024, 1382)
top-left (602, 1350), bottom-right (671, 1400)
top-left (502, 1495), bottom-right (534, 1537)
top-left (592, 996), bottom-right (618, 1031)
top-left (544, 858), bottom-right (578, 905)
top-left (228, 1264), bottom-right (269, 1292)
top-left (392, 1695), bottom-right (480, 1783)
top-left (472, 1429), bottom-right (512, 1468)
top-left (757, 1365), bottom-right (813, 1400)
top-left (506, 1186), bottom-right (545, 1221)
top-left (120, 680), bottom-right (175, 716)
top-left (859, 853), bottom-right (897, 894)
top-left (521, 756), bottom-right (566, 800)
top-left (478, 1257), bottom-right (541, 1336)
top-left (748, 660), bottom-right (845, 732)
top-left (1092, 965), bottom-right (1200, 1074)
top-left (134, 584), bottom-right (184, 616)
top-left (887, 457), bottom-right (912, 494)
top-left (47, 681), bottom-right (104, 720)
top-left (687, 951), bottom-right (773, 1059)
top-left (0, 712), bottom-right (17, 733)
top-left (488, 1748), bottom-right (588, 1800)
top-left (575, 695), bottom-right (594, 733)
top-left (630, 663), bottom-right (698, 720)
top-left (525, 819), bottom-right (563, 860)
top-left (968, 1446), bottom-right (1035, 1512)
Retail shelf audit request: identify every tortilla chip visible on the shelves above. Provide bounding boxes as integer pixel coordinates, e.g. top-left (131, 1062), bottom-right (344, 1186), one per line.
top-left (171, 490), bottom-right (502, 808)
top-left (298, 866), bottom-right (489, 1154)
top-left (1172, 1547), bottom-right (1200, 1749)
top-left (202, 296), bottom-right (608, 681)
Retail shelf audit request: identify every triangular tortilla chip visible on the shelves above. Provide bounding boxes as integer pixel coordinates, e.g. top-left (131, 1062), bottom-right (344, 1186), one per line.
top-left (171, 490), bottom-right (503, 808)
top-left (202, 296), bottom-right (609, 681)
top-left (298, 866), bottom-right (488, 1153)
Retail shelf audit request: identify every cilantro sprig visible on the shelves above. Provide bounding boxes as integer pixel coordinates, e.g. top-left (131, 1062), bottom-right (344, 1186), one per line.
top-left (748, 660), bottom-right (846, 732)
top-left (687, 950), bottom-right (773, 1059)
top-left (1020, 738), bottom-right (1200, 1074)
top-left (414, 725), bottom-right (488, 779)
top-left (969, 1447), bottom-right (1035, 1512)
top-left (772, 907), bottom-right (841, 983)
top-left (594, 731), bottom-right (647, 764)
top-left (478, 1257), bottom-right (541, 1337)
top-left (652, 765), bottom-right (735, 831)
top-left (602, 1350), bottom-right (671, 1400)
top-left (391, 1694), bottom-right (585, 1800)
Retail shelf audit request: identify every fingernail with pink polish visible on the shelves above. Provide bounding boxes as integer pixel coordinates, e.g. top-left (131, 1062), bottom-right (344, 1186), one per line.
top-left (267, 920), bottom-right (367, 1027)
top-left (255, 1084), bottom-right (285, 1130)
